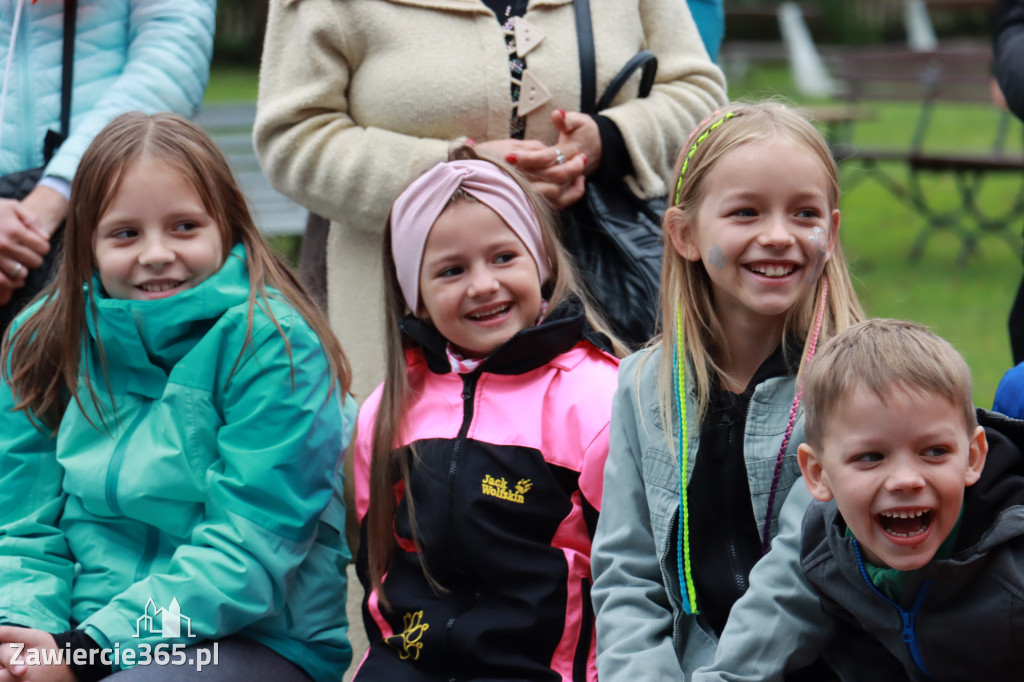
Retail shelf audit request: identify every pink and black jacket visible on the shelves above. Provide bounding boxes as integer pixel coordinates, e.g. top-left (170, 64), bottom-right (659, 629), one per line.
top-left (352, 299), bottom-right (619, 681)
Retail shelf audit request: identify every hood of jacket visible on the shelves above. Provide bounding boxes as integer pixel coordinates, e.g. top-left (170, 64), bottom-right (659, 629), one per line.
top-left (83, 243), bottom-right (250, 396)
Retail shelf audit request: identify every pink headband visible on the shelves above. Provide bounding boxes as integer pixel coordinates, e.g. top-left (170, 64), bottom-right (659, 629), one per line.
top-left (390, 159), bottom-right (552, 311)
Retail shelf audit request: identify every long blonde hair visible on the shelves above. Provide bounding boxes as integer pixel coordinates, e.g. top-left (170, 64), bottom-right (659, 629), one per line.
top-left (657, 101), bottom-right (863, 425)
top-left (367, 146), bottom-right (624, 605)
top-left (2, 112), bottom-right (351, 431)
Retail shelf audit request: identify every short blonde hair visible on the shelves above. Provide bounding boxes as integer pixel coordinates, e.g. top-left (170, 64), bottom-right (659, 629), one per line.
top-left (803, 318), bottom-right (976, 449)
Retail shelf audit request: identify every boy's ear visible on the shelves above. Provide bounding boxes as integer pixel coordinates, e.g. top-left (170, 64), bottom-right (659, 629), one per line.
top-left (798, 442), bottom-right (834, 502)
top-left (665, 208), bottom-right (702, 262)
top-left (964, 425), bottom-right (989, 487)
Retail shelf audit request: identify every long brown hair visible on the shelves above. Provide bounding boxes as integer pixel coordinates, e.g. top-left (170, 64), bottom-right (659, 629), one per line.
top-left (367, 146), bottom-right (624, 605)
top-left (1, 112), bottom-right (350, 431)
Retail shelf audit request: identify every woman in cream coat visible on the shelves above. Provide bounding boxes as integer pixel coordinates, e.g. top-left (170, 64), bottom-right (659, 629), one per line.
top-left (254, 0), bottom-right (727, 400)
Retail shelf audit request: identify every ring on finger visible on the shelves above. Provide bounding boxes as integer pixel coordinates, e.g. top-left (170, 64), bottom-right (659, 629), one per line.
top-left (554, 147), bottom-right (566, 165)
top-left (10, 261), bottom-right (23, 277)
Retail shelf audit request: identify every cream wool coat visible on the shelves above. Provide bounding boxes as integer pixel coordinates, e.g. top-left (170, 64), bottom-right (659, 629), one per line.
top-left (255, 0), bottom-right (727, 399)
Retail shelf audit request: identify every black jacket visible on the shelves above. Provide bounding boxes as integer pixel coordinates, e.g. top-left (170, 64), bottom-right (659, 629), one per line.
top-left (993, 0), bottom-right (1024, 122)
top-left (801, 409), bottom-right (1024, 681)
top-left (352, 299), bottom-right (619, 681)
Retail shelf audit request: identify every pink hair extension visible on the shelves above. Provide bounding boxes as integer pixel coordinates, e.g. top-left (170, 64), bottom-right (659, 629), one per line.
top-left (760, 277), bottom-right (830, 553)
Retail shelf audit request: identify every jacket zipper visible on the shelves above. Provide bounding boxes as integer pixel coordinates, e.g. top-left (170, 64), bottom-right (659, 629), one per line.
top-left (14, 0), bottom-right (33, 162)
top-left (728, 404), bottom-right (748, 592)
top-left (853, 539), bottom-right (934, 677)
top-left (447, 373), bottom-right (478, 535)
top-left (728, 542), bottom-right (748, 594)
top-left (440, 372), bottom-right (479, 654)
top-left (134, 526), bottom-right (160, 583)
top-left (660, 506), bottom-right (686, 657)
top-left (104, 400), bottom-right (155, 516)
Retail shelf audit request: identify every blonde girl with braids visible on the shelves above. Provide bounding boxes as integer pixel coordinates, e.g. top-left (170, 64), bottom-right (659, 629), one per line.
top-left (591, 101), bottom-right (862, 680)
top-left (0, 112), bottom-right (354, 681)
top-left (349, 147), bottom-right (622, 680)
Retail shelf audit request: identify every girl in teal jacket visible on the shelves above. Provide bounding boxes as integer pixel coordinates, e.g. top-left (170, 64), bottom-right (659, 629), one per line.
top-left (0, 112), bottom-right (354, 681)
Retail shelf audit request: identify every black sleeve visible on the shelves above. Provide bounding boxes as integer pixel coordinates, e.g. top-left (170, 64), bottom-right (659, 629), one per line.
top-left (49, 630), bottom-right (111, 682)
top-left (591, 114), bottom-right (634, 184)
top-left (993, 0), bottom-right (1024, 121)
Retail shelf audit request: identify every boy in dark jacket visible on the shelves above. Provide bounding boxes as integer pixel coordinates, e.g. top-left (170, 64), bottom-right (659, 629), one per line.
top-left (694, 318), bottom-right (1024, 681)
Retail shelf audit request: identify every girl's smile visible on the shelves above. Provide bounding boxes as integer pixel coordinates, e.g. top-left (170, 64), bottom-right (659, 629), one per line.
top-left (92, 156), bottom-right (224, 301)
top-left (417, 200), bottom-right (543, 357)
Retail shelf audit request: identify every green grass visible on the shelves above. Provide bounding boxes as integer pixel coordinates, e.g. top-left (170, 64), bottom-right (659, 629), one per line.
top-left (728, 61), bottom-right (1023, 406)
top-left (204, 65), bottom-right (259, 103)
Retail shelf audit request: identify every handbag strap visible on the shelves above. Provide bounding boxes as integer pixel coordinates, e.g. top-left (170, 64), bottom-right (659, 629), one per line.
top-left (573, 0), bottom-right (597, 114)
top-left (60, 0), bottom-right (75, 137)
top-left (43, 0), bottom-right (76, 161)
top-left (596, 50), bottom-right (657, 111)
top-left (573, 0), bottom-right (658, 113)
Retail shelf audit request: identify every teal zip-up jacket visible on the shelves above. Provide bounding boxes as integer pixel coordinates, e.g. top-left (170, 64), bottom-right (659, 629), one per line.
top-left (0, 245), bottom-right (355, 681)
top-left (591, 346), bottom-right (810, 680)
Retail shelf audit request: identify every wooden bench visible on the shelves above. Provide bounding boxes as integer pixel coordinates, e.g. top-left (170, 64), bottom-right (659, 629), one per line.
top-left (829, 45), bottom-right (1024, 264)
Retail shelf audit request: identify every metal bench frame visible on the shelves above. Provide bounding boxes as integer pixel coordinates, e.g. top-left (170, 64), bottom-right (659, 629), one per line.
top-left (830, 45), bottom-right (1024, 265)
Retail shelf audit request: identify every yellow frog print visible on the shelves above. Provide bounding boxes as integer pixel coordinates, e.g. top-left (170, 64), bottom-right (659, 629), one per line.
top-left (386, 609), bottom-right (430, 661)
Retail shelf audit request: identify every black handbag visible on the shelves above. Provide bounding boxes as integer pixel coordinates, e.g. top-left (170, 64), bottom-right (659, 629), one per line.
top-left (0, 166), bottom-right (45, 200)
top-left (561, 0), bottom-right (665, 349)
top-left (0, 0), bottom-right (74, 333)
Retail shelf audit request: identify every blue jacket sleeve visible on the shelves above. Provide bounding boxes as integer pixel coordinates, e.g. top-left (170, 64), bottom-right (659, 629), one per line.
top-left (993, 362), bottom-right (1024, 418)
top-left (78, 315), bottom-right (353, 656)
top-left (0, 348), bottom-right (74, 632)
top-left (591, 357), bottom-right (685, 680)
top-left (45, 0), bottom-right (215, 182)
top-left (691, 484), bottom-right (836, 682)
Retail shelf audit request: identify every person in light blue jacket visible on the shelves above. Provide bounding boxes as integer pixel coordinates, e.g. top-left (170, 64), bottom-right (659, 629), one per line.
top-left (0, 112), bottom-right (352, 681)
top-left (0, 0), bottom-right (215, 329)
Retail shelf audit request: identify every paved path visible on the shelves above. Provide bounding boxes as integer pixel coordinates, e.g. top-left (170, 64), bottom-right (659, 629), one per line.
top-left (194, 103), bottom-right (307, 236)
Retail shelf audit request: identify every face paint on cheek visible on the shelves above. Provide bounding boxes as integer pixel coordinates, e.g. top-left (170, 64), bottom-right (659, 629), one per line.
top-left (806, 226), bottom-right (829, 283)
top-left (707, 244), bottom-right (727, 270)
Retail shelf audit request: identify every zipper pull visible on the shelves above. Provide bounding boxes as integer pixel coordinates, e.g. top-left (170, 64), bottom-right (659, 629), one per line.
top-left (900, 609), bottom-right (915, 643)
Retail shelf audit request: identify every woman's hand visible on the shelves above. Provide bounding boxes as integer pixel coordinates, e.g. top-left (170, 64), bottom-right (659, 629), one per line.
top-left (20, 187), bottom-right (67, 241)
top-left (474, 137), bottom-right (587, 209)
top-left (0, 627), bottom-right (74, 682)
top-left (551, 109), bottom-right (602, 177)
top-left (0, 200), bottom-right (50, 305)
